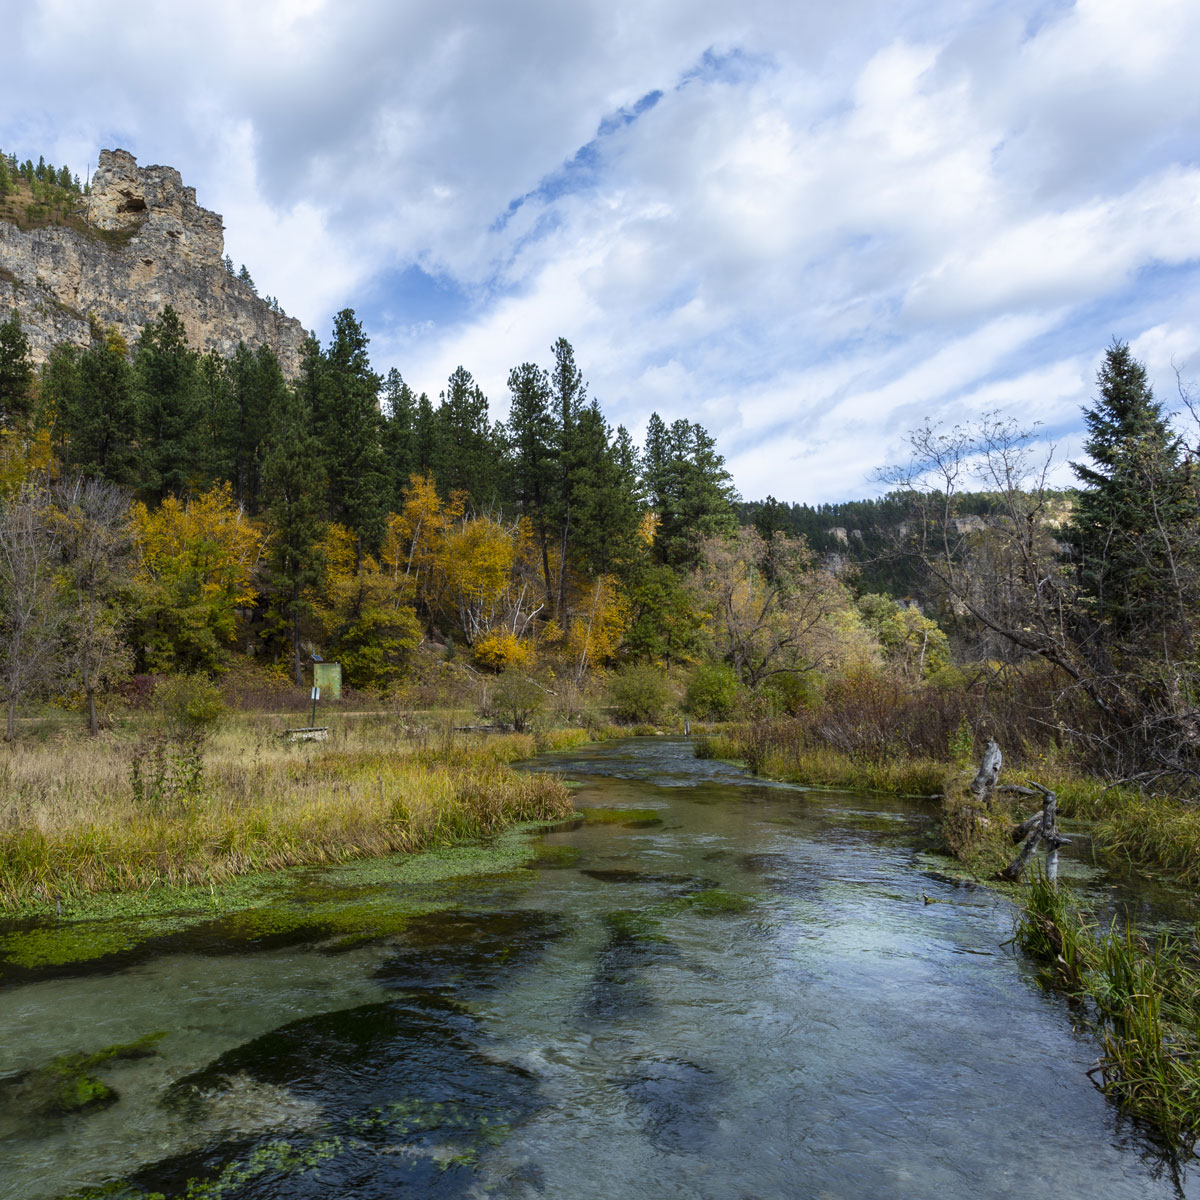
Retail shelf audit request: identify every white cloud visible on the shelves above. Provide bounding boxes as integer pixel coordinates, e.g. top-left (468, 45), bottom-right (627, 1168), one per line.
top-left (4, 0), bottom-right (1200, 500)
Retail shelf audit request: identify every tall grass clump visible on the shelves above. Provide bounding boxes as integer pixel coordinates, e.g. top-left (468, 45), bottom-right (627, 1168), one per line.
top-left (708, 717), bottom-right (951, 797)
top-left (1015, 872), bottom-right (1200, 1153)
top-left (0, 720), bottom-right (573, 911)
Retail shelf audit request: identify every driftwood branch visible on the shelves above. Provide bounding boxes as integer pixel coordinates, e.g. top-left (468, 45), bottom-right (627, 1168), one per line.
top-left (1000, 779), bottom-right (1068, 882)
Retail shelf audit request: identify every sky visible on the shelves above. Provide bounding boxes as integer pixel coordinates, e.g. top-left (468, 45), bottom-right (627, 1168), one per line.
top-left (4, 0), bottom-right (1200, 504)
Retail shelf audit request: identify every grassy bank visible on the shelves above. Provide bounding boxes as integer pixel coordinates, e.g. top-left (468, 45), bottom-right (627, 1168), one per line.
top-left (696, 727), bottom-right (953, 797)
top-left (1016, 872), bottom-right (1200, 1153)
top-left (0, 717), bottom-right (582, 912)
top-left (704, 719), bottom-right (1200, 885)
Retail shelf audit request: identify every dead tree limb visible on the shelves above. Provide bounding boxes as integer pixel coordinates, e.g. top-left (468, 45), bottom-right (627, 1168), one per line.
top-left (970, 739), bottom-right (1003, 804)
top-left (1000, 780), bottom-right (1070, 882)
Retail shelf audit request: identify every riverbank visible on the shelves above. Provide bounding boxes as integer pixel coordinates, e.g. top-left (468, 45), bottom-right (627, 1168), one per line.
top-left (699, 722), bottom-right (1200, 883)
top-left (706, 718), bottom-right (1200, 1156)
top-left (0, 717), bottom-right (598, 913)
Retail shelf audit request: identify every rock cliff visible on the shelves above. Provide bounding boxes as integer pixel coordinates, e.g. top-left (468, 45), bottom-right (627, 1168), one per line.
top-left (0, 149), bottom-right (308, 376)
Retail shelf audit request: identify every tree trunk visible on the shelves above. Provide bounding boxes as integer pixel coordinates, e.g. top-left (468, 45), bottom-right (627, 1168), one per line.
top-left (292, 603), bottom-right (303, 686)
top-left (6, 695), bottom-right (14, 742)
top-left (87, 687), bottom-right (98, 737)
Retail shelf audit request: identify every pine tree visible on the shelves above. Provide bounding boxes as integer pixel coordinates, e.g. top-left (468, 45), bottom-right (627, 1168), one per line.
top-left (217, 342), bottom-right (286, 513)
top-left (1070, 341), bottom-right (1197, 642)
top-left (134, 306), bottom-right (204, 500)
top-left (60, 329), bottom-right (140, 486)
top-left (569, 401), bottom-right (642, 578)
top-left (641, 413), bottom-right (736, 568)
top-left (437, 365), bottom-right (499, 507)
top-left (413, 391), bottom-right (440, 477)
top-left (198, 349), bottom-right (235, 486)
top-left (0, 309), bottom-right (33, 427)
top-left (381, 367), bottom-right (417, 511)
top-left (262, 385), bottom-right (327, 684)
top-left (312, 309), bottom-right (387, 560)
top-left (505, 361), bottom-right (557, 606)
top-left (549, 337), bottom-right (587, 622)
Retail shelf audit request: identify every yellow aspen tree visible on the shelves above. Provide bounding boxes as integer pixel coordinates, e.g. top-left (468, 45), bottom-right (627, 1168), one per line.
top-left (129, 482), bottom-right (262, 670)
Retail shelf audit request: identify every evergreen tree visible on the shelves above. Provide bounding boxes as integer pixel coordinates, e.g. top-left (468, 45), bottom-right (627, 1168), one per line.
top-left (413, 391), bottom-right (440, 478)
top-left (437, 365), bottom-right (499, 507)
top-left (198, 349), bottom-right (235, 486)
top-left (0, 309), bottom-right (33, 427)
top-left (312, 309), bottom-right (388, 559)
top-left (569, 401), bottom-right (642, 578)
top-left (505, 361), bottom-right (557, 606)
top-left (549, 337), bottom-right (587, 621)
top-left (218, 342), bottom-right (286, 513)
top-left (262, 385), bottom-right (327, 684)
top-left (58, 329), bottom-right (140, 486)
top-left (381, 367), bottom-right (417, 510)
top-left (134, 306), bottom-right (204, 500)
top-left (641, 413), bottom-right (736, 568)
top-left (1070, 340), bottom-right (1197, 641)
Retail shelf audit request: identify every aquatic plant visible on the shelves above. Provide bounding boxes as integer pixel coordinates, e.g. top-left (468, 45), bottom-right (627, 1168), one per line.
top-left (666, 887), bottom-right (752, 916)
top-left (11, 1031), bottom-right (166, 1116)
top-left (582, 807), bottom-right (663, 828)
top-left (1015, 873), bottom-right (1200, 1154)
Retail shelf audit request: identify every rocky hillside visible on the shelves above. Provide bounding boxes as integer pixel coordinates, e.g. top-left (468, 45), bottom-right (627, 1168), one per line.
top-left (0, 149), bottom-right (308, 376)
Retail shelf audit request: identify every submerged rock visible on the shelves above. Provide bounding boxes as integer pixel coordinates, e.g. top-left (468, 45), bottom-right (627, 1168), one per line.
top-left (616, 1056), bottom-right (724, 1152)
top-left (0, 1031), bottom-right (165, 1126)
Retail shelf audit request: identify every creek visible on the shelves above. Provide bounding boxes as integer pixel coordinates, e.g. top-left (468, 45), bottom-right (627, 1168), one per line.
top-left (0, 736), bottom-right (1195, 1199)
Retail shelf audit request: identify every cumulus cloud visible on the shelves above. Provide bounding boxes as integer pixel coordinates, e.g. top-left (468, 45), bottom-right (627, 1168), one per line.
top-left (4, 0), bottom-right (1200, 500)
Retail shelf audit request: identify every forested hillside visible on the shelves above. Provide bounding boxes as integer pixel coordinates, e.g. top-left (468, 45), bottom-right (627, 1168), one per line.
top-left (1, 236), bottom-right (1198, 810)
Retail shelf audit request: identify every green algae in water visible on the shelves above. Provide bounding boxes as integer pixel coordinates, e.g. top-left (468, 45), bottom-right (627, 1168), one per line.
top-left (582, 807), bottom-right (663, 828)
top-left (10, 1032), bottom-right (166, 1117)
top-left (0, 824), bottom-right (548, 975)
top-left (531, 844), bottom-right (581, 869)
top-left (57, 1138), bottom-right (347, 1200)
top-left (662, 887), bottom-right (754, 916)
top-left (603, 908), bottom-right (669, 943)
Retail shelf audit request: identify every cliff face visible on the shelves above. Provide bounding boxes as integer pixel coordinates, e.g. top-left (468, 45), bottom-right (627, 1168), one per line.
top-left (0, 149), bottom-right (308, 376)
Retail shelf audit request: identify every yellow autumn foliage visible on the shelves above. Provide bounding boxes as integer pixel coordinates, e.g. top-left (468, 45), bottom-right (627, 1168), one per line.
top-left (127, 483), bottom-right (262, 670)
top-left (130, 483), bottom-right (261, 608)
top-left (315, 522), bottom-right (421, 687)
top-left (567, 574), bottom-right (630, 676)
top-left (473, 628), bottom-right (535, 672)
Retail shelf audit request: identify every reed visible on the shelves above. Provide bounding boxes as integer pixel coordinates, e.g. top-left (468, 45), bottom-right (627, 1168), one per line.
top-left (1016, 872), bottom-right (1200, 1152)
top-left (699, 727), bottom-right (951, 797)
top-left (0, 719), bottom-right (574, 911)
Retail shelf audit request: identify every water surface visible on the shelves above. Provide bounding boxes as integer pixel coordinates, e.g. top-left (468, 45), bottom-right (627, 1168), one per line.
top-left (1, 736), bottom-right (1193, 1199)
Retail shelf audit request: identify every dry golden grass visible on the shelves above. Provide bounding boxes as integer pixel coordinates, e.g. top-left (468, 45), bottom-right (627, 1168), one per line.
top-left (0, 716), bottom-right (574, 910)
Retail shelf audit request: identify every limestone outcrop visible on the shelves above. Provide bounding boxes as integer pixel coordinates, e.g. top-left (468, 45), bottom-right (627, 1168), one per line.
top-left (0, 149), bottom-right (308, 376)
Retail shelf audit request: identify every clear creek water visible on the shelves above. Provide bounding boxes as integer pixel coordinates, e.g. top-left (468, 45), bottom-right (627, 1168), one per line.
top-left (0, 736), bottom-right (1195, 1199)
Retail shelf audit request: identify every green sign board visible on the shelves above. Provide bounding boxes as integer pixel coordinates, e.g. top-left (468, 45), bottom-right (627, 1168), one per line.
top-left (314, 661), bottom-right (342, 699)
